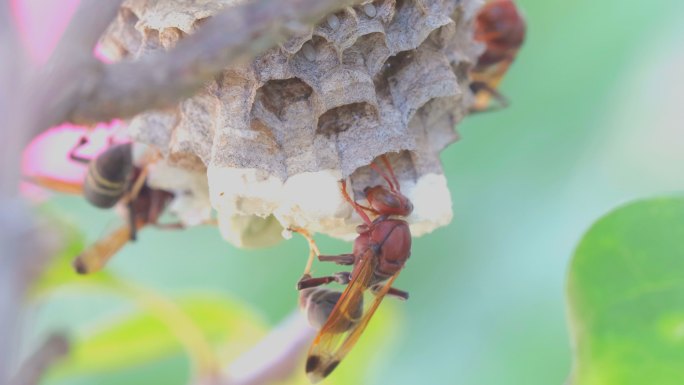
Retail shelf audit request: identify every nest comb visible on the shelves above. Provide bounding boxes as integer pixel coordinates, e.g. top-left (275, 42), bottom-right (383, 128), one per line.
top-left (102, 0), bottom-right (484, 247)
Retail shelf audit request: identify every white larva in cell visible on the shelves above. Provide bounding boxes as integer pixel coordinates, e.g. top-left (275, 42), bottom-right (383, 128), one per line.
top-left (327, 14), bottom-right (340, 30)
top-left (363, 3), bottom-right (377, 18)
top-left (302, 43), bottom-right (316, 61)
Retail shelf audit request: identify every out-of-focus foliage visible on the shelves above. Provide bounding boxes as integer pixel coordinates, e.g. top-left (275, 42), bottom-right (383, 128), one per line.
top-left (567, 197), bottom-right (684, 385)
top-left (49, 294), bottom-right (265, 380)
top-left (30, 219), bottom-right (115, 296)
top-left (30, 213), bottom-right (397, 385)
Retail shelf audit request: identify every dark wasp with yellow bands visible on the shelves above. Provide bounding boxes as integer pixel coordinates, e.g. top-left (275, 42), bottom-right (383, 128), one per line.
top-left (26, 137), bottom-right (177, 274)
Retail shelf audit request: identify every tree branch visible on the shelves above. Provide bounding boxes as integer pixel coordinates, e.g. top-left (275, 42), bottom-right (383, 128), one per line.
top-left (53, 0), bottom-right (125, 61)
top-left (0, 3), bottom-right (115, 383)
top-left (0, 202), bottom-right (61, 385)
top-left (30, 0), bottom-right (124, 137)
top-left (0, 0), bottom-right (26, 197)
top-left (0, 4), bottom-right (38, 383)
top-left (9, 333), bottom-right (70, 385)
top-left (39, 0), bottom-right (364, 129)
top-left (226, 311), bottom-right (314, 385)
top-left (191, 311), bottom-right (315, 385)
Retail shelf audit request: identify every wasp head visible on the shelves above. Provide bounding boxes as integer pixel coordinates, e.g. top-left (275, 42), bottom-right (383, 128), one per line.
top-left (364, 185), bottom-right (413, 217)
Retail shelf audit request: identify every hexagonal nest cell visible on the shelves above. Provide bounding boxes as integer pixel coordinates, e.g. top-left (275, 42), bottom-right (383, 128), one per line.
top-left (316, 102), bottom-right (379, 138)
top-left (101, 0), bottom-right (484, 247)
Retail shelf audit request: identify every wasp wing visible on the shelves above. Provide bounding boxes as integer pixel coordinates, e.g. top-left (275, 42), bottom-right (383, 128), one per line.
top-left (470, 60), bottom-right (515, 111)
top-left (331, 272), bottom-right (398, 361)
top-left (305, 248), bottom-right (398, 383)
top-left (73, 225), bottom-right (131, 274)
top-left (23, 175), bottom-right (83, 195)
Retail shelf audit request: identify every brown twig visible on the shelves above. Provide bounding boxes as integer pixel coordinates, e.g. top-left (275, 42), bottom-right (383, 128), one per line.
top-left (37, 0), bottom-right (364, 129)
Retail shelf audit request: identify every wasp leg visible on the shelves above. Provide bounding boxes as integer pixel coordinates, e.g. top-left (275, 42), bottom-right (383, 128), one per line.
top-left (371, 284), bottom-right (409, 301)
top-left (122, 168), bottom-right (152, 242)
top-left (128, 222), bottom-right (185, 242)
top-left (297, 272), bottom-right (351, 290)
top-left (152, 222), bottom-right (185, 230)
top-left (126, 168), bottom-right (149, 205)
top-left (127, 199), bottom-right (138, 241)
top-left (339, 180), bottom-right (373, 226)
top-left (318, 254), bottom-right (355, 265)
top-left (68, 136), bottom-right (91, 164)
top-left (289, 226), bottom-right (321, 276)
top-left (355, 203), bottom-right (379, 214)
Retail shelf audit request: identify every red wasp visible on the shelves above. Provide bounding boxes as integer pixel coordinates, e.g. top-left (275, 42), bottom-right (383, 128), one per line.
top-left (470, 0), bottom-right (526, 111)
top-left (295, 155), bottom-right (412, 383)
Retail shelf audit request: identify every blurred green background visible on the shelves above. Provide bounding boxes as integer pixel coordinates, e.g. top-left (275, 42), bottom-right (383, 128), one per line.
top-left (29, 0), bottom-right (684, 384)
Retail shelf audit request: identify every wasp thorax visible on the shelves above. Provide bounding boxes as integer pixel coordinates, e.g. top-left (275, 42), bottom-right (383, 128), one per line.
top-left (364, 185), bottom-right (413, 217)
top-left (474, 0), bottom-right (526, 68)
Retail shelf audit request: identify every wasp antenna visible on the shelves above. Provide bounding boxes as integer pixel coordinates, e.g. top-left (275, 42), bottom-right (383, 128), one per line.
top-left (339, 180), bottom-right (373, 226)
top-left (124, 165), bottom-right (149, 205)
top-left (68, 136), bottom-right (91, 164)
top-left (380, 154), bottom-right (400, 191)
top-left (369, 162), bottom-right (396, 191)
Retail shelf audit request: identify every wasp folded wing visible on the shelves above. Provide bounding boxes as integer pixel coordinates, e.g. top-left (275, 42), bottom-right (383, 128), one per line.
top-left (73, 225), bottom-right (131, 274)
top-left (305, 249), bottom-right (399, 383)
top-left (470, 61), bottom-right (514, 110)
top-left (23, 175), bottom-right (83, 195)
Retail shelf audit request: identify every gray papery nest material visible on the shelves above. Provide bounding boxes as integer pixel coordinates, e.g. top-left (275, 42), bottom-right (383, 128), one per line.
top-left (103, 0), bottom-right (483, 247)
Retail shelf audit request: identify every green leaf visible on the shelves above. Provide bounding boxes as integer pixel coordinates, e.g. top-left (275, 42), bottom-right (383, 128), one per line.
top-left (48, 293), bottom-right (266, 380)
top-left (567, 197), bottom-right (684, 385)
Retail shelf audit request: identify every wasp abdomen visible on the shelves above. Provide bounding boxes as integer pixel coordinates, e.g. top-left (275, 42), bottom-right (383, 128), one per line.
top-left (83, 143), bottom-right (134, 208)
top-left (300, 287), bottom-right (363, 333)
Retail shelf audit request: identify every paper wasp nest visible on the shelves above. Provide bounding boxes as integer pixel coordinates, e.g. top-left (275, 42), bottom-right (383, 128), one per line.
top-left (103, 0), bottom-right (483, 247)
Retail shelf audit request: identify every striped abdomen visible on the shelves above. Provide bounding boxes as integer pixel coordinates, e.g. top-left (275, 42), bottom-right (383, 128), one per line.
top-left (83, 143), bottom-right (134, 208)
